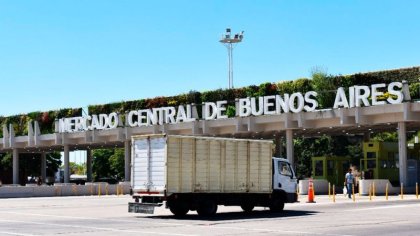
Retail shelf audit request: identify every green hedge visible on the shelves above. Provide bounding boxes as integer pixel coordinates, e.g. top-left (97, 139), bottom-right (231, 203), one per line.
top-left (88, 66), bottom-right (420, 115)
top-left (0, 108), bottom-right (82, 137)
top-left (2, 66), bottom-right (420, 138)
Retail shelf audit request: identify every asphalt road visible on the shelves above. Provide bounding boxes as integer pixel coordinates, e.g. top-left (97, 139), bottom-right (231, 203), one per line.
top-left (0, 194), bottom-right (419, 236)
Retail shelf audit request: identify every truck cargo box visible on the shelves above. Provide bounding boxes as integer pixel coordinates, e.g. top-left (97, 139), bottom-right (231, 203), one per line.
top-left (131, 135), bottom-right (273, 196)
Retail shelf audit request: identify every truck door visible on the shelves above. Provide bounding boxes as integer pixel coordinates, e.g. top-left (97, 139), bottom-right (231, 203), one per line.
top-left (273, 160), bottom-right (297, 193)
top-left (132, 137), bottom-right (166, 193)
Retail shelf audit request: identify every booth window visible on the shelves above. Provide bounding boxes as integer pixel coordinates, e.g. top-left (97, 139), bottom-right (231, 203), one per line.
top-left (314, 160), bottom-right (323, 176)
top-left (367, 160), bottom-right (376, 169)
top-left (366, 152), bottom-right (376, 159)
top-left (327, 160), bottom-right (334, 176)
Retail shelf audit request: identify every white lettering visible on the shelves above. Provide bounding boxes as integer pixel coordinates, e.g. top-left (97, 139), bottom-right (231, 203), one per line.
top-left (387, 82), bottom-right (403, 104)
top-left (108, 112), bottom-right (119, 129)
top-left (275, 94), bottom-right (290, 114)
top-left (263, 95), bottom-right (276, 115)
top-left (355, 86), bottom-right (371, 107)
top-left (216, 101), bottom-right (228, 119)
top-left (289, 92), bottom-right (304, 113)
top-left (176, 105), bottom-right (187, 123)
top-left (204, 102), bottom-right (218, 120)
top-left (371, 83), bottom-right (386, 106)
top-left (304, 91), bottom-right (318, 112)
top-left (333, 87), bottom-right (349, 109)
top-left (239, 98), bottom-right (252, 117)
top-left (251, 97), bottom-right (264, 116)
top-left (127, 110), bottom-right (138, 127)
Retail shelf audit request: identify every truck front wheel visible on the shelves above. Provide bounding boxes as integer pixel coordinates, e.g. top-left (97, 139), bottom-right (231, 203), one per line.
top-left (269, 199), bottom-right (284, 212)
top-left (169, 200), bottom-right (189, 217)
top-left (197, 200), bottom-right (218, 217)
top-left (240, 203), bottom-right (254, 213)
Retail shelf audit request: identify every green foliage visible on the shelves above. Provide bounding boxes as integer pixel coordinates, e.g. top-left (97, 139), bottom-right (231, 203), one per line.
top-left (92, 148), bottom-right (124, 181)
top-left (292, 78), bottom-right (313, 93)
top-left (83, 66), bottom-right (420, 116)
top-left (311, 70), bottom-right (337, 109)
top-left (0, 108), bottom-right (82, 138)
top-left (109, 149), bottom-right (125, 180)
top-left (294, 135), bottom-right (363, 178)
top-left (69, 162), bottom-right (85, 175)
top-left (226, 105), bottom-right (236, 118)
top-left (409, 82), bottom-right (420, 100)
top-left (371, 132), bottom-right (398, 142)
top-left (0, 153), bottom-right (12, 170)
top-left (258, 83), bottom-right (278, 96)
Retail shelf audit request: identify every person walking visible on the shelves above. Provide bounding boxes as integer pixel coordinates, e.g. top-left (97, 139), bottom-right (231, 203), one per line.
top-left (345, 169), bottom-right (354, 199)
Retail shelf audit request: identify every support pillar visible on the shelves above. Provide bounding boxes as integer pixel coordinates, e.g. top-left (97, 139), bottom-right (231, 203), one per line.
top-left (398, 122), bottom-right (408, 186)
top-left (86, 149), bottom-right (92, 182)
top-left (64, 145), bottom-right (70, 183)
top-left (274, 136), bottom-right (282, 157)
top-left (286, 129), bottom-right (294, 168)
top-left (41, 152), bottom-right (47, 182)
top-left (12, 149), bottom-right (19, 185)
top-left (124, 140), bottom-right (131, 182)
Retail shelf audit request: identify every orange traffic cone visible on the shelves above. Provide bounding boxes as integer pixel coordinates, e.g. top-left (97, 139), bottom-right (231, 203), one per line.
top-left (307, 179), bottom-right (316, 203)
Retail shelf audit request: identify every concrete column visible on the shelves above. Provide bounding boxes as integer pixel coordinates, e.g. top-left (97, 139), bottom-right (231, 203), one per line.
top-left (41, 153), bottom-right (47, 182)
top-left (398, 122), bottom-right (408, 186)
top-left (12, 149), bottom-right (19, 185)
top-left (286, 129), bottom-right (294, 168)
top-left (64, 145), bottom-right (70, 183)
top-left (124, 140), bottom-right (131, 182)
top-left (86, 149), bottom-right (92, 182)
top-left (274, 136), bottom-right (282, 157)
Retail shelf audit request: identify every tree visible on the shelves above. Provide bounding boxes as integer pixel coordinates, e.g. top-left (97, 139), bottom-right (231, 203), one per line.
top-left (46, 152), bottom-right (62, 177)
top-left (371, 132), bottom-right (398, 142)
top-left (109, 148), bottom-right (125, 180)
top-left (294, 135), bottom-right (364, 178)
top-left (69, 162), bottom-right (85, 175)
top-left (92, 149), bottom-right (114, 181)
top-left (92, 148), bottom-right (124, 181)
top-left (311, 68), bottom-right (337, 108)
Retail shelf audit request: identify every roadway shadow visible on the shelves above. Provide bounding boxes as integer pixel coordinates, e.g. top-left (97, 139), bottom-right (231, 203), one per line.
top-left (141, 209), bottom-right (318, 221)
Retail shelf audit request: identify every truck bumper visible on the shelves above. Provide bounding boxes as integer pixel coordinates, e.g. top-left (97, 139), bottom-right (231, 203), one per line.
top-left (286, 192), bottom-right (298, 203)
top-left (128, 202), bottom-right (162, 214)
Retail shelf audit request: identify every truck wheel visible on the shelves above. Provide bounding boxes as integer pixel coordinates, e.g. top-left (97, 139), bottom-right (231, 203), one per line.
top-left (240, 203), bottom-right (254, 213)
top-left (169, 200), bottom-right (189, 217)
top-left (269, 200), bottom-right (284, 212)
top-left (197, 200), bottom-right (218, 217)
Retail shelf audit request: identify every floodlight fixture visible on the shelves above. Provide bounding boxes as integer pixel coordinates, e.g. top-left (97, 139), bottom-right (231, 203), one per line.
top-left (219, 28), bottom-right (244, 89)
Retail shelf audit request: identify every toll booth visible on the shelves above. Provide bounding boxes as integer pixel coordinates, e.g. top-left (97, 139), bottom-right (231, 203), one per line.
top-left (312, 156), bottom-right (351, 187)
top-left (361, 141), bottom-right (420, 186)
top-left (407, 159), bottom-right (420, 186)
top-left (361, 141), bottom-right (399, 184)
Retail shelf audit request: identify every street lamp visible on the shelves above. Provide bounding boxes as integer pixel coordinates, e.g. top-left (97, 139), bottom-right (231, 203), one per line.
top-left (219, 28), bottom-right (244, 89)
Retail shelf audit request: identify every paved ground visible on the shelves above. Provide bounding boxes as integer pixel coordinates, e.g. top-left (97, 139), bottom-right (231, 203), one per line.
top-left (0, 193), bottom-right (419, 236)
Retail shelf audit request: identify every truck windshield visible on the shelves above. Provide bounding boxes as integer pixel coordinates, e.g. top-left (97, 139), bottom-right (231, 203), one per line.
top-left (278, 162), bottom-right (293, 177)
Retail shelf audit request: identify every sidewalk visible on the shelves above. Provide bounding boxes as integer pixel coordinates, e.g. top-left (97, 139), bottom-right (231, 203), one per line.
top-left (296, 193), bottom-right (420, 205)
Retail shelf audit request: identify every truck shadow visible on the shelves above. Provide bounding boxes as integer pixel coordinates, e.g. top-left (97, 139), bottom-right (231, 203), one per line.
top-left (143, 209), bottom-right (318, 221)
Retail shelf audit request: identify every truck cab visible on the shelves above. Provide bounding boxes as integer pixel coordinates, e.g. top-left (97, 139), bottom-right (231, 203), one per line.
top-left (272, 157), bottom-right (298, 203)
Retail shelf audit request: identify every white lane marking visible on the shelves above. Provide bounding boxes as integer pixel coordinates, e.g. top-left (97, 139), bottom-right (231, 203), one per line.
top-left (1, 211), bottom-right (185, 226)
top-left (0, 232), bottom-right (37, 236)
top-left (0, 219), bottom-right (196, 236)
top-left (0, 211), bottom-right (352, 235)
top-left (204, 225), bottom-right (354, 236)
top-left (345, 203), bottom-right (420, 212)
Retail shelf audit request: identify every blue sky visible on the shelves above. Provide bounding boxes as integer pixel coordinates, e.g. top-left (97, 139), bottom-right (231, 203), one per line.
top-left (1, 0), bottom-right (419, 116)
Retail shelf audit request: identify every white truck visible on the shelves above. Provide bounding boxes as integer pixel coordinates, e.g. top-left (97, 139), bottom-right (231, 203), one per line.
top-left (128, 134), bottom-right (297, 216)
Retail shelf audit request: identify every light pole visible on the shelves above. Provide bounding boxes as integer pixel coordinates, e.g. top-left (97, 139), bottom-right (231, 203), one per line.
top-left (219, 28), bottom-right (244, 89)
